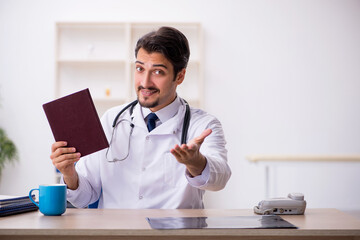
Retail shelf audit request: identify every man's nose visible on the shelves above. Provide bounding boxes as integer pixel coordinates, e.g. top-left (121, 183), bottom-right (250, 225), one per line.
top-left (141, 71), bottom-right (152, 88)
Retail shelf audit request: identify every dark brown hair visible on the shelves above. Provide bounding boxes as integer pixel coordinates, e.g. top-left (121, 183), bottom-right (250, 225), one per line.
top-left (135, 26), bottom-right (190, 79)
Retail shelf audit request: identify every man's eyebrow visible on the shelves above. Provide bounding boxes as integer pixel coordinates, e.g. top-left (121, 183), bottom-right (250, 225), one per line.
top-left (152, 64), bottom-right (168, 69)
top-left (135, 61), bottom-right (168, 69)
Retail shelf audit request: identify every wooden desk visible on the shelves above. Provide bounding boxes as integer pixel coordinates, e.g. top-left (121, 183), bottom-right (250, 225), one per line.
top-left (0, 208), bottom-right (359, 240)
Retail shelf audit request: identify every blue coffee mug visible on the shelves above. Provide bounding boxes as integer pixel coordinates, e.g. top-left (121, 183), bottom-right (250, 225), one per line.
top-left (29, 184), bottom-right (67, 216)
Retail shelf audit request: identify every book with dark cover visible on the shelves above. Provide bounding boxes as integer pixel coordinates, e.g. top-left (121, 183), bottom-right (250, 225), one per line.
top-left (0, 202), bottom-right (38, 217)
top-left (43, 88), bottom-right (109, 157)
top-left (0, 195), bottom-right (35, 207)
top-left (0, 195), bottom-right (38, 217)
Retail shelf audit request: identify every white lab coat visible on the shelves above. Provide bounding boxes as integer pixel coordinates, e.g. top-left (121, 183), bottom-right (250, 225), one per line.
top-left (65, 97), bottom-right (231, 209)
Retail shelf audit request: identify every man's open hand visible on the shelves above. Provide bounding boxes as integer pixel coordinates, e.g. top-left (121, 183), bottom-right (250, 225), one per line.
top-left (170, 129), bottom-right (212, 177)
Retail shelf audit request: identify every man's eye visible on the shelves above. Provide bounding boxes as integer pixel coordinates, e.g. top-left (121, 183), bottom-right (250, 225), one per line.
top-left (136, 66), bottom-right (143, 72)
top-left (154, 70), bottom-right (163, 75)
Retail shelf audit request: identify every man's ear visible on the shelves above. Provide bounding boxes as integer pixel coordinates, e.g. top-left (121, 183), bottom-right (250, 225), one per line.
top-left (175, 68), bottom-right (186, 85)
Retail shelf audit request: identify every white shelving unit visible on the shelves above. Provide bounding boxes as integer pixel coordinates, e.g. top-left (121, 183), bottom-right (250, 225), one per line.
top-left (55, 22), bottom-right (203, 117)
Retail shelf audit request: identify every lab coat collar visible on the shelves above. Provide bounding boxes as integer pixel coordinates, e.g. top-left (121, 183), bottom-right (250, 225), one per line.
top-left (130, 96), bottom-right (186, 134)
top-left (143, 96), bottom-right (182, 124)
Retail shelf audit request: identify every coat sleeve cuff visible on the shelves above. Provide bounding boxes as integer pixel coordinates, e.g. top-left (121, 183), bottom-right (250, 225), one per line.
top-left (185, 161), bottom-right (210, 187)
top-left (61, 174), bottom-right (92, 208)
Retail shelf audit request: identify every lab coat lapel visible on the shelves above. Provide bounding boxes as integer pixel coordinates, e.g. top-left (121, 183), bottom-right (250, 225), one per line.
top-left (151, 103), bottom-right (186, 135)
top-left (130, 101), bottom-right (186, 135)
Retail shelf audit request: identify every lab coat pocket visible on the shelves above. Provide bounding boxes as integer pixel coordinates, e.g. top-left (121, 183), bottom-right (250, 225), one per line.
top-left (164, 152), bottom-right (186, 188)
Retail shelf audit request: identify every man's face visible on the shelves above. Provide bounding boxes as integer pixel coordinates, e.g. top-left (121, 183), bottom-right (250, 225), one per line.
top-left (134, 48), bottom-right (184, 112)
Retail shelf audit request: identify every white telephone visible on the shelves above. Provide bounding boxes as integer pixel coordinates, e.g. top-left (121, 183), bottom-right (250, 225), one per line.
top-left (254, 193), bottom-right (306, 215)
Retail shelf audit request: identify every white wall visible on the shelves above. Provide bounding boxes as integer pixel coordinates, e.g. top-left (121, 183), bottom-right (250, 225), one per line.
top-left (0, 0), bottom-right (359, 210)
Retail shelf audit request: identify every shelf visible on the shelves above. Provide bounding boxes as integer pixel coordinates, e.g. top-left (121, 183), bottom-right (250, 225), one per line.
top-left (57, 59), bottom-right (126, 64)
top-left (56, 22), bottom-right (202, 117)
top-left (57, 23), bottom-right (129, 61)
top-left (94, 98), bottom-right (126, 117)
top-left (57, 63), bottom-right (129, 100)
top-left (129, 23), bottom-right (201, 61)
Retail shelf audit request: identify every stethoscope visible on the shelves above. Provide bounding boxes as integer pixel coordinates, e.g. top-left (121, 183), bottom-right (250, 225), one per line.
top-left (106, 99), bottom-right (191, 162)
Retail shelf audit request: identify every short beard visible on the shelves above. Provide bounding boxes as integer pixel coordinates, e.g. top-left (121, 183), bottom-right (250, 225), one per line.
top-left (138, 97), bottom-right (159, 109)
top-left (137, 86), bottom-right (159, 109)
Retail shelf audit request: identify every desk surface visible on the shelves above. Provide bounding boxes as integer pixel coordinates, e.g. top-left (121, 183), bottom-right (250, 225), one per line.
top-left (0, 208), bottom-right (359, 240)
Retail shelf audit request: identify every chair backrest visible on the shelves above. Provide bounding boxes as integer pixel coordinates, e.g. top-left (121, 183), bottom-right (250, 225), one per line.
top-left (88, 199), bottom-right (99, 209)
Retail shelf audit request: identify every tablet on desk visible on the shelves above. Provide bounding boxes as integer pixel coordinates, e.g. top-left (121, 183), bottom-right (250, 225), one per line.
top-left (146, 215), bottom-right (297, 229)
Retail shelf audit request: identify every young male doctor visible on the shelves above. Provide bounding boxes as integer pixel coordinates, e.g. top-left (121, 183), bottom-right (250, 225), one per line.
top-left (50, 26), bottom-right (231, 209)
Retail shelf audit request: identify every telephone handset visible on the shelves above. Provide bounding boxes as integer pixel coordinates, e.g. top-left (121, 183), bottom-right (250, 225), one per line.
top-left (254, 193), bottom-right (306, 215)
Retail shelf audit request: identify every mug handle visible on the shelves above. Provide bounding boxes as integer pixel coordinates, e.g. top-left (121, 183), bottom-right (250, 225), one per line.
top-left (29, 188), bottom-right (39, 207)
